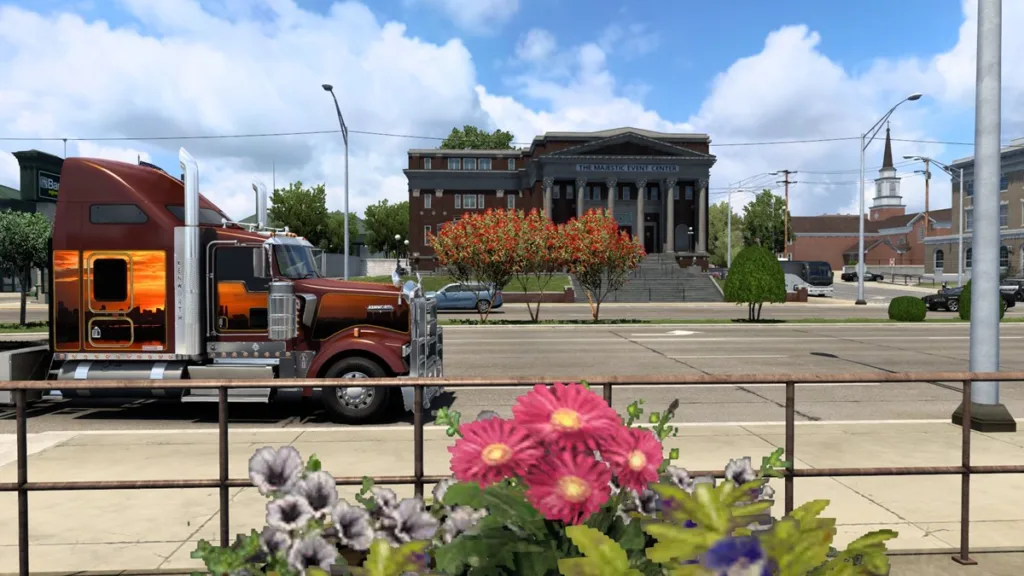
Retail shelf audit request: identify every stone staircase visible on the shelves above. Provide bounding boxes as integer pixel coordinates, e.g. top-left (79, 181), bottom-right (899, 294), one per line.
top-left (571, 253), bottom-right (723, 303)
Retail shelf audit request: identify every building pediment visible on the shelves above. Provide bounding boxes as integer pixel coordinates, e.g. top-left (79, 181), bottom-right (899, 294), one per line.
top-left (545, 132), bottom-right (715, 160)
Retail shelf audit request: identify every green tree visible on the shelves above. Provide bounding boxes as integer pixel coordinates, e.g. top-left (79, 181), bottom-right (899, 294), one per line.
top-left (958, 279), bottom-right (1006, 321)
top-left (268, 181), bottom-right (334, 250)
top-left (363, 199), bottom-right (410, 257)
top-left (322, 210), bottom-right (362, 254)
top-left (708, 200), bottom-right (744, 267)
top-left (741, 189), bottom-right (789, 255)
top-left (722, 245), bottom-right (786, 321)
top-left (0, 210), bottom-right (52, 325)
top-left (440, 125), bottom-right (515, 150)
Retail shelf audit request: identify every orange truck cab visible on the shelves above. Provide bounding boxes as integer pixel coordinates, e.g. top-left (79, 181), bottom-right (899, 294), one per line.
top-left (46, 148), bottom-right (443, 422)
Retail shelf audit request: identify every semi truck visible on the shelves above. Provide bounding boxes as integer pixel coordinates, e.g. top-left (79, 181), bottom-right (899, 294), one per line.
top-left (0, 148), bottom-right (443, 422)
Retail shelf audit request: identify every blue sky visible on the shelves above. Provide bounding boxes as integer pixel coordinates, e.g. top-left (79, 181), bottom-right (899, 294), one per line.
top-left (0, 0), bottom-right (1019, 219)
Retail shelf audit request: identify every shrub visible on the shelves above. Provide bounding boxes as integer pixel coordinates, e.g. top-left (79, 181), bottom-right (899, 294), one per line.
top-left (958, 279), bottom-right (1006, 321)
top-left (888, 296), bottom-right (927, 322)
top-left (723, 245), bottom-right (786, 321)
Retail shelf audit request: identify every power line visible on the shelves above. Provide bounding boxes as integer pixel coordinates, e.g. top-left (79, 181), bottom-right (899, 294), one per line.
top-left (0, 127), bottom-right (1018, 149)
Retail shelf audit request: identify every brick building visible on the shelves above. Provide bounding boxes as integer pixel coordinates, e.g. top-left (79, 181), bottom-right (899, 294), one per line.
top-left (789, 127), bottom-right (951, 270)
top-left (404, 128), bottom-right (717, 271)
top-left (923, 137), bottom-right (1024, 281)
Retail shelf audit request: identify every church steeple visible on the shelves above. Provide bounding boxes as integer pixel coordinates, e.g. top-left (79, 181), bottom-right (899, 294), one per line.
top-left (881, 123), bottom-right (894, 170)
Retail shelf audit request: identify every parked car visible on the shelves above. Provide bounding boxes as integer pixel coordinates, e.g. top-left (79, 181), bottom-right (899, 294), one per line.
top-left (1000, 278), bottom-right (1024, 302)
top-left (840, 270), bottom-right (884, 282)
top-left (921, 286), bottom-right (1015, 313)
top-left (425, 283), bottom-right (503, 313)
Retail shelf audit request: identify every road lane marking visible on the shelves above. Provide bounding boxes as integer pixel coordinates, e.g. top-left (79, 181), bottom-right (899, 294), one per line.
top-left (668, 355), bottom-right (788, 359)
top-left (38, 418), bottom-right (1024, 436)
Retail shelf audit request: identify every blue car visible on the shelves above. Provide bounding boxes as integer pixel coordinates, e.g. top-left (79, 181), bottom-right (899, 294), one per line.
top-left (425, 283), bottom-right (503, 313)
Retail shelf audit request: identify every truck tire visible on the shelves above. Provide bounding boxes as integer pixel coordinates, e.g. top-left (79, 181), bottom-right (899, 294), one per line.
top-left (320, 356), bottom-right (390, 423)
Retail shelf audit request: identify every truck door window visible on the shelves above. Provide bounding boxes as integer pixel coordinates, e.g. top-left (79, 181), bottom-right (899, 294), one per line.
top-left (90, 204), bottom-right (149, 224)
top-left (214, 245), bottom-right (269, 332)
top-left (93, 258), bottom-right (129, 302)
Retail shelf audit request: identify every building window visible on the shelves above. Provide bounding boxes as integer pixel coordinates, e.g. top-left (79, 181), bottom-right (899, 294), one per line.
top-left (1001, 245), bottom-right (1010, 268)
top-left (1001, 175), bottom-right (1009, 192)
top-left (423, 157), bottom-right (432, 170)
top-left (918, 223), bottom-right (924, 240)
top-left (553, 185), bottom-right (561, 200)
top-left (684, 185), bottom-right (693, 201)
top-left (1001, 203), bottom-right (1009, 227)
top-left (455, 194), bottom-right (462, 209)
top-left (567, 185), bottom-right (575, 200)
top-left (508, 158), bottom-right (516, 171)
top-left (464, 158), bottom-right (477, 170)
top-left (92, 258), bottom-right (129, 302)
top-left (424, 225), bottom-right (432, 245)
top-left (621, 185), bottom-right (631, 201)
top-left (448, 158), bottom-right (461, 170)
top-left (966, 247), bottom-right (973, 269)
top-left (424, 194), bottom-right (432, 209)
top-left (89, 204), bottom-right (148, 224)
top-left (464, 194), bottom-right (477, 209)
top-left (966, 181), bottom-right (974, 197)
top-left (478, 194), bottom-right (484, 208)
top-left (479, 158), bottom-right (491, 170)
top-left (507, 194), bottom-right (515, 210)
top-left (965, 208), bottom-right (973, 231)
top-left (647, 186), bottom-right (659, 202)
top-left (934, 249), bottom-right (945, 270)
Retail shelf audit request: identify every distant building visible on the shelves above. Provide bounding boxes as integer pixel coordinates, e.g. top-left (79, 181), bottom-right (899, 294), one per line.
top-left (404, 127), bottom-right (717, 271)
top-left (1, 149), bottom-right (63, 292)
top-left (789, 127), bottom-right (951, 270)
top-left (923, 137), bottom-right (1024, 280)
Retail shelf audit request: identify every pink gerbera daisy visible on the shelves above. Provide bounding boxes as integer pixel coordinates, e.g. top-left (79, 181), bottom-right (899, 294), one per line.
top-left (511, 382), bottom-right (621, 451)
top-left (448, 417), bottom-right (542, 485)
top-left (524, 449), bottom-right (612, 525)
top-left (603, 427), bottom-right (664, 493)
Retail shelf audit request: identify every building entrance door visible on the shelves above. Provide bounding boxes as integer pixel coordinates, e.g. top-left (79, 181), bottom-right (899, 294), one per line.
top-left (644, 223), bottom-right (658, 254)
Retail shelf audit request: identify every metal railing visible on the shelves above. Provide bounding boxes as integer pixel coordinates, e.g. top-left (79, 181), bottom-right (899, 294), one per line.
top-left (3, 372), bottom-right (1024, 575)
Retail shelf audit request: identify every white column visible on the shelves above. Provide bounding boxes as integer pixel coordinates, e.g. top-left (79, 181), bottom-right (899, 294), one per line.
top-left (606, 177), bottom-right (617, 214)
top-left (576, 177), bottom-right (587, 219)
top-left (665, 179), bottom-right (676, 253)
top-left (635, 178), bottom-right (647, 242)
top-left (697, 179), bottom-right (708, 252)
top-left (543, 177), bottom-right (553, 220)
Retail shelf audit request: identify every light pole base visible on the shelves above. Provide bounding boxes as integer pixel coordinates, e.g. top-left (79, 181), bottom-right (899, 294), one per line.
top-left (951, 401), bottom-right (1017, 432)
top-left (855, 299), bottom-right (868, 305)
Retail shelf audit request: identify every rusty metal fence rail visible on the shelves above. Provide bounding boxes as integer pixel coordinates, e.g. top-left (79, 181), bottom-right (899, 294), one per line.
top-left (4, 371), bottom-right (1024, 575)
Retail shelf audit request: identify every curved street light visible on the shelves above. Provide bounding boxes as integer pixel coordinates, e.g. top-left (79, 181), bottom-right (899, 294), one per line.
top-left (856, 93), bottom-right (923, 304)
top-left (322, 84), bottom-right (351, 280)
top-left (905, 155), bottom-right (965, 286)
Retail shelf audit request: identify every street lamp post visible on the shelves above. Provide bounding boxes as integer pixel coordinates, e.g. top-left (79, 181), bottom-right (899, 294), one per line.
top-left (322, 84), bottom-right (350, 280)
top-left (904, 156), bottom-right (966, 287)
top-left (856, 93), bottom-right (923, 305)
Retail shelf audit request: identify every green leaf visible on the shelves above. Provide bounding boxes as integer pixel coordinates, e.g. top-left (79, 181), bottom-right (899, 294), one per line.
top-left (559, 557), bottom-right (603, 576)
top-left (668, 448), bottom-right (680, 460)
top-left (845, 529), bottom-right (899, 551)
top-left (564, 525), bottom-right (630, 573)
top-left (306, 454), bottom-right (322, 472)
top-left (481, 483), bottom-right (547, 538)
top-left (307, 568), bottom-right (330, 576)
top-left (648, 413), bottom-right (659, 424)
top-left (643, 523), bottom-right (720, 564)
top-left (443, 481), bottom-right (486, 508)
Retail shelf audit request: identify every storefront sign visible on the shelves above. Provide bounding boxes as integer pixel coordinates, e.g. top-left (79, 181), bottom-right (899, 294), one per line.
top-left (37, 171), bottom-right (60, 201)
top-left (575, 163), bottom-right (680, 173)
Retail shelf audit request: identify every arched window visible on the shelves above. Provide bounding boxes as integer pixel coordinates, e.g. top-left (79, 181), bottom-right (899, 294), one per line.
top-left (934, 249), bottom-right (945, 270)
top-left (1001, 245), bottom-right (1010, 269)
top-left (966, 248), bottom-right (973, 269)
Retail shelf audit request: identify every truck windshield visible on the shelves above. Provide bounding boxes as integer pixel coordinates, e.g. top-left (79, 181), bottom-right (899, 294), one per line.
top-left (275, 244), bottom-right (320, 279)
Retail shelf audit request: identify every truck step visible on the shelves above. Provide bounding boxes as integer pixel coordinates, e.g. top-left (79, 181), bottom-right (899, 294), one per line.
top-left (182, 388), bottom-right (272, 403)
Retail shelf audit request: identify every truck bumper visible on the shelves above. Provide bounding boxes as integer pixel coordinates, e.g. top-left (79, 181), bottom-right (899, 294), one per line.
top-left (807, 286), bottom-right (834, 297)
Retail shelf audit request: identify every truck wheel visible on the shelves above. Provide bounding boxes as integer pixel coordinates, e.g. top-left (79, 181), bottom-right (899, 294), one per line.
top-left (320, 357), bottom-right (389, 423)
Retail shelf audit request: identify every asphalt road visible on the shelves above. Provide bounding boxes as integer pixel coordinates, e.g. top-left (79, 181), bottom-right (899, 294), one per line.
top-left (4, 322), bottom-right (1024, 432)
top-left (830, 279), bottom-right (935, 303)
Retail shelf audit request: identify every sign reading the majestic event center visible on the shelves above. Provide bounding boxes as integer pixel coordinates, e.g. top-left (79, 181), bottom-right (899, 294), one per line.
top-left (575, 163), bottom-right (680, 173)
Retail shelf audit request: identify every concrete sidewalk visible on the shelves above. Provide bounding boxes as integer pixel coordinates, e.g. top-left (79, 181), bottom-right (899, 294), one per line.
top-left (2, 421), bottom-right (1024, 574)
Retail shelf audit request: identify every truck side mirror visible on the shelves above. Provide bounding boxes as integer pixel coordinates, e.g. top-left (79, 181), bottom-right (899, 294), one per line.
top-left (253, 246), bottom-right (269, 278)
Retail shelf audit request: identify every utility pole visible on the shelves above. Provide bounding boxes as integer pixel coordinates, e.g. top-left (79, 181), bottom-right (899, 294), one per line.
top-left (923, 159), bottom-right (931, 237)
top-left (771, 170), bottom-right (797, 258)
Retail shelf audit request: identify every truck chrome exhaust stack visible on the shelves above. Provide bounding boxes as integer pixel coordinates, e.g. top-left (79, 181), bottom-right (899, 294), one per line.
top-left (252, 181), bottom-right (268, 230)
top-left (174, 147), bottom-right (203, 357)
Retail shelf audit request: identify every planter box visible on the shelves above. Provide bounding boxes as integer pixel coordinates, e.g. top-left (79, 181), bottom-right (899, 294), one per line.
top-left (786, 288), bottom-right (808, 302)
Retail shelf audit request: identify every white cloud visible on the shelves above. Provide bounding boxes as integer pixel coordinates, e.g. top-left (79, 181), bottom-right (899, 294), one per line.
top-left (74, 142), bottom-right (151, 165)
top-left (515, 28), bottom-right (556, 62)
top-left (1, 0), bottom-right (1021, 228)
top-left (411, 0), bottom-right (520, 34)
top-left (598, 23), bottom-right (659, 59)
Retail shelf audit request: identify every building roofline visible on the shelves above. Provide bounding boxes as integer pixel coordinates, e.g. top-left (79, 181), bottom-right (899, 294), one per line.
top-left (408, 127), bottom-right (711, 156)
top-left (951, 138), bottom-right (1024, 166)
top-left (408, 149), bottom-right (523, 156)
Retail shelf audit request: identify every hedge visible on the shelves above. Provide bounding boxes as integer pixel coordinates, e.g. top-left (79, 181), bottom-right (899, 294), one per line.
top-left (958, 279), bottom-right (1006, 321)
top-left (888, 296), bottom-right (927, 322)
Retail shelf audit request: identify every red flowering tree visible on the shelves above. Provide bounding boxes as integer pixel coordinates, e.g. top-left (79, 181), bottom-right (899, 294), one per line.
top-left (564, 209), bottom-right (645, 321)
top-left (510, 209), bottom-right (570, 322)
top-left (429, 209), bottom-right (520, 321)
